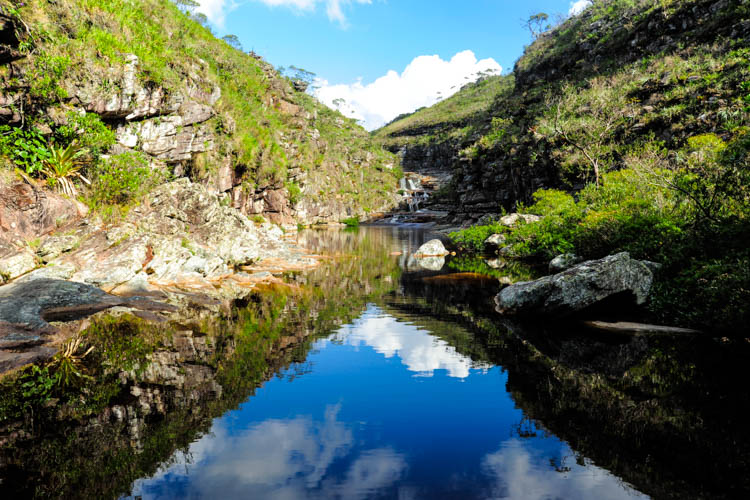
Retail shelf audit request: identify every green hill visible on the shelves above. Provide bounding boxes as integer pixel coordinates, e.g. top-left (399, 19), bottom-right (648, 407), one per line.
top-left (376, 0), bottom-right (750, 332)
top-left (0, 0), bottom-right (401, 225)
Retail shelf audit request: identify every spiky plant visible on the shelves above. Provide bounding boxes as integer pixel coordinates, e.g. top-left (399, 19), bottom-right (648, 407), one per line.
top-left (41, 140), bottom-right (91, 198)
top-left (49, 335), bottom-right (95, 388)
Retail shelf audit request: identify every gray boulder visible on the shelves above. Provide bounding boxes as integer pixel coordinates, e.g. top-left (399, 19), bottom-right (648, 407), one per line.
top-left (499, 213), bottom-right (541, 227)
top-left (548, 253), bottom-right (583, 273)
top-left (416, 256), bottom-right (445, 271)
top-left (484, 233), bottom-right (506, 252)
top-left (495, 252), bottom-right (654, 317)
top-left (415, 239), bottom-right (449, 257)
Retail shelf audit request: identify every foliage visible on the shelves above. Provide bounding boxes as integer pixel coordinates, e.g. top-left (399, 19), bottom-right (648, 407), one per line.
top-left (449, 219), bottom-right (508, 252)
top-left (523, 12), bottom-right (550, 40)
top-left (41, 141), bottom-right (90, 197)
top-left (55, 112), bottom-right (116, 160)
top-left (285, 180), bottom-right (302, 205)
top-left (89, 152), bottom-right (162, 206)
top-left (341, 216), bottom-right (360, 227)
top-left (0, 125), bottom-right (51, 175)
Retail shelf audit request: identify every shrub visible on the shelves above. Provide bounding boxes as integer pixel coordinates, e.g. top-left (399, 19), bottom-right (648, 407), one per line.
top-left (507, 189), bottom-right (582, 259)
top-left (90, 152), bottom-right (162, 205)
top-left (449, 220), bottom-right (508, 252)
top-left (0, 126), bottom-right (51, 175)
top-left (342, 216), bottom-right (359, 227)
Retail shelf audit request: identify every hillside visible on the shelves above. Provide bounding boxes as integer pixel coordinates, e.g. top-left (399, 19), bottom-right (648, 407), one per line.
top-left (0, 0), bottom-right (401, 228)
top-left (376, 0), bottom-right (750, 332)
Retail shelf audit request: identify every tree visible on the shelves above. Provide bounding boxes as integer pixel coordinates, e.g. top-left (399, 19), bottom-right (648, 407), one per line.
top-left (222, 34), bottom-right (242, 51)
top-left (522, 12), bottom-right (550, 40)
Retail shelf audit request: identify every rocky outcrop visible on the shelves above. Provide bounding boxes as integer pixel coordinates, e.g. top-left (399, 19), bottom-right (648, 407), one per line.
top-left (495, 252), bottom-right (654, 317)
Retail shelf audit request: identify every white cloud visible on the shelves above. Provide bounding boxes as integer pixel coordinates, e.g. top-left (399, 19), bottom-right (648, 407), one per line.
top-left (314, 50), bottom-right (502, 131)
top-left (482, 440), bottom-right (649, 500)
top-left (333, 304), bottom-right (490, 378)
top-left (195, 0), bottom-right (236, 28)
top-left (129, 404), bottom-right (407, 499)
top-left (569, 0), bottom-right (593, 16)
top-left (253, 0), bottom-right (371, 26)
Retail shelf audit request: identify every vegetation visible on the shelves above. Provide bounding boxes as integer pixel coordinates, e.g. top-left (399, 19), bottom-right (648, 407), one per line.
top-left (387, 0), bottom-right (750, 332)
top-left (0, 0), bottom-right (399, 216)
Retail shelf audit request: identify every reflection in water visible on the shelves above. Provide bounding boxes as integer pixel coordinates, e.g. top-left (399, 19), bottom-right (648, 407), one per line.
top-left (129, 405), bottom-right (407, 500)
top-left (482, 440), bottom-right (647, 500)
top-left (334, 304), bottom-right (487, 378)
top-left (124, 305), bottom-right (645, 500)
top-left (3, 227), bottom-right (746, 499)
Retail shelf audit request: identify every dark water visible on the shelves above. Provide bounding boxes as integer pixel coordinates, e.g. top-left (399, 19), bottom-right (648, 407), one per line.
top-left (2, 227), bottom-right (749, 499)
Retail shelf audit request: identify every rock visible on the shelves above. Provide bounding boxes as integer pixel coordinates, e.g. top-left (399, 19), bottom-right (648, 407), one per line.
top-left (0, 279), bottom-right (125, 334)
top-left (499, 213), bottom-right (541, 227)
top-left (17, 263), bottom-right (77, 282)
top-left (37, 234), bottom-right (79, 263)
top-left (484, 233), bottom-right (506, 252)
top-left (415, 239), bottom-right (449, 257)
top-left (549, 253), bottom-right (583, 273)
top-left (495, 252), bottom-right (654, 317)
top-left (641, 260), bottom-right (663, 273)
top-left (416, 256), bottom-right (445, 272)
top-left (0, 250), bottom-right (37, 282)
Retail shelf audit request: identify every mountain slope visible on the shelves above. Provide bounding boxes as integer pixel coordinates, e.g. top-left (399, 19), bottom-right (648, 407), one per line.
top-left (0, 0), bottom-right (401, 226)
top-left (376, 0), bottom-right (750, 332)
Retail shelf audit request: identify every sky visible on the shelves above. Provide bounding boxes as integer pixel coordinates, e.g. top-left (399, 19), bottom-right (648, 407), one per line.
top-left (194, 0), bottom-right (593, 130)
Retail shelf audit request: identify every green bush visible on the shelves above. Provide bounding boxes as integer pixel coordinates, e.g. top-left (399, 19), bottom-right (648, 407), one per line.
top-left (342, 216), bottom-right (360, 227)
top-left (449, 220), bottom-right (508, 252)
top-left (508, 189), bottom-right (582, 260)
top-left (90, 152), bottom-right (162, 205)
top-left (56, 112), bottom-right (116, 160)
top-left (0, 126), bottom-right (51, 175)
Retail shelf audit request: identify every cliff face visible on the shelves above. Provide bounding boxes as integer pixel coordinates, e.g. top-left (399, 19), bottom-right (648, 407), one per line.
top-left (375, 0), bottom-right (750, 223)
top-left (0, 0), bottom-right (401, 228)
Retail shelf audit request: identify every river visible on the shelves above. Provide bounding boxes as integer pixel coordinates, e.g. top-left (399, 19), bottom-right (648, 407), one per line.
top-left (1, 227), bottom-right (748, 499)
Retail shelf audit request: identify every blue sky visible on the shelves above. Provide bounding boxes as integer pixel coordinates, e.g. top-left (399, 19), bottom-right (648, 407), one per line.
top-left (196, 0), bottom-right (592, 129)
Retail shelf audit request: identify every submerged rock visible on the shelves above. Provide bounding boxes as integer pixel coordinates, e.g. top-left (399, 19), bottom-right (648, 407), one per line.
top-left (495, 252), bottom-right (653, 317)
top-left (415, 239), bottom-right (449, 257)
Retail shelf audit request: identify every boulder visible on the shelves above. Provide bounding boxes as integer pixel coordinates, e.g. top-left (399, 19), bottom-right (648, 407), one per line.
top-left (499, 213), bottom-right (541, 227)
top-left (415, 239), bottom-right (449, 257)
top-left (548, 253), bottom-right (583, 273)
top-left (0, 250), bottom-right (37, 282)
top-left (484, 233), bottom-right (506, 252)
top-left (495, 252), bottom-right (654, 317)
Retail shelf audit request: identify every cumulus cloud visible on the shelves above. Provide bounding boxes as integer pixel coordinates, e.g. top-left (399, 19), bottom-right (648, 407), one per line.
top-left (315, 50), bottom-right (502, 131)
top-left (569, 0), bottom-right (593, 16)
top-left (129, 404), bottom-right (407, 499)
top-left (194, 0), bottom-right (236, 28)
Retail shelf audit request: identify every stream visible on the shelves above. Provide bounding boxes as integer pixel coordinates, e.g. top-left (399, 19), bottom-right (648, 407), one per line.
top-left (1, 227), bottom-right (749, 499)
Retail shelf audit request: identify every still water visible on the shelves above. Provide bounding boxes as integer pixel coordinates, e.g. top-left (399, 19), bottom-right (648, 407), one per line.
top-left (126, 303), bottom-right (645, 500)
top-left (122, 227), bottom-right (646, 500)
top-left (2, 227), bottom-right (748, 499)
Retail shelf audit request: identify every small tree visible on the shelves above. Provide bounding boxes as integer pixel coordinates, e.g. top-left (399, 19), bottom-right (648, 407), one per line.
top-left (222, 34), bottom-right (242, 51)
top-left (522, 12), bottom-right (550, 40)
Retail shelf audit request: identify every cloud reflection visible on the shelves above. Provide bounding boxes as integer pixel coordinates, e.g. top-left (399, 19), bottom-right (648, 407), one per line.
top-left (481, 439), bottom-right (648, 500)
top-left (129, 404), bottom-right (406, 499)
top-left (335, 305), bottom-right (487, 378)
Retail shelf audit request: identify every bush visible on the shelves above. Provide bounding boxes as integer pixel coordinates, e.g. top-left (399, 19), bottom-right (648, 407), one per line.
top-left (89, 152), bottom-right (162, 205)
top-left (341, 216), bottom-right (359, 227)
top-left (449, 220), bottom-right (508, 252)
top-left (0, 126), bottom-right (51, 175)
top-left (507, 189), bottom-right (582, 260)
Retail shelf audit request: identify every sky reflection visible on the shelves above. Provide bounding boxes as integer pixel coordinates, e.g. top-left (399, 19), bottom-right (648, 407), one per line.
top-left (124, 306), bottom-right (648, 500)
